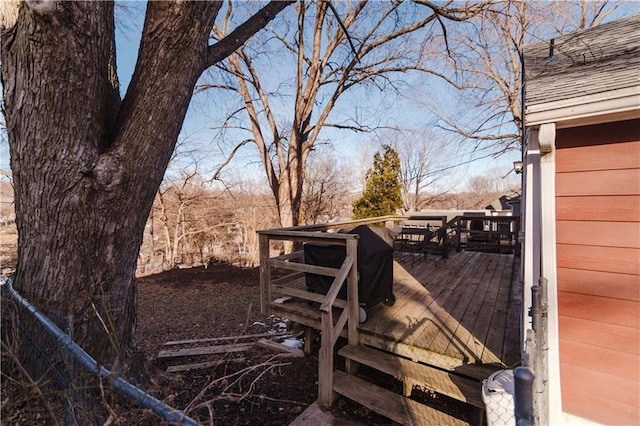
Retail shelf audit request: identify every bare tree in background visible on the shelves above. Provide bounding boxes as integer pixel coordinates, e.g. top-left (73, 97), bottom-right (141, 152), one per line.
top-left (153, 170), bottom-right (232, 270)
top-left (203, 1), bottom-right (484, 232)
top-left (465, 171), bottom-right (520, 209)
top-left (429, 0), bottom-right (624, 152)
top-left (385, 129), bottom-right (459, 212)
top-left (220, 177), bottom-right (279, 266)
top-left (301, 150), bottom-right (353, 224)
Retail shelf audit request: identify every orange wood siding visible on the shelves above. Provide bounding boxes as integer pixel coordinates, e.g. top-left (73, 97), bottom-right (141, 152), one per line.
top-left (557, 268), bottom-right (640, 301)
top-left (557, 244), bottom-right (639, 275)
top-left (557, 220), bottom-right (640, 248)
top-left (556, 168), bottom-right (640, 196)
top-left (556, 195), bottom-right (640, 222)
top-left (560, 364), bottom-right (639, 425)
top-left (559, 316), bottom-right (639, 355)
top-left (555, 119), bottom-right (640, 425)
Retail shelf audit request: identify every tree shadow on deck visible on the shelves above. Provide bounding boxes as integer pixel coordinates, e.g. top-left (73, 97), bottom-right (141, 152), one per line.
top-left (359, 250), bottom-right (521, 400)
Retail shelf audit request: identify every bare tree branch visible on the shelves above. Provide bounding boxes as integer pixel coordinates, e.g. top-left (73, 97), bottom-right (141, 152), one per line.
top-left (211, 139), bottom-right (253, 181)
top-left (205, 1), bottom-right (294, 67)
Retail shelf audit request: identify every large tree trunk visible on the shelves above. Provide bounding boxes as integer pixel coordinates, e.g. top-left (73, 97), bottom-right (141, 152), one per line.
top-left (2, 0), bottom-right (290, 379)
top-left (276, 139), bottom-right (307, 232)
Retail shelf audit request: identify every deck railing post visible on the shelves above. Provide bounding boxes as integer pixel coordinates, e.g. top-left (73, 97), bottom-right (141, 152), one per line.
top-left (318, 309), bottom-right (334, 407)
top-left (514, 366), bottom-right (535, 426)
top-left (258, 233), bottom-right (271, 314)
top-left (345, 238), bottom-right (359, 374)
top-left (346, 238), bottom-right (359, 345)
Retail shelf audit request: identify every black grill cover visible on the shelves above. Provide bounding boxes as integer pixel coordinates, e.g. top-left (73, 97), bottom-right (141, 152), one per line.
top-left (304, 225), bottom-right (393, 308)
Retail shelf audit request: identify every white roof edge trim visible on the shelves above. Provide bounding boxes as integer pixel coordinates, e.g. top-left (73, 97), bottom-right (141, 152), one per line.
top-left (525, 86), bottom-right (640, 126)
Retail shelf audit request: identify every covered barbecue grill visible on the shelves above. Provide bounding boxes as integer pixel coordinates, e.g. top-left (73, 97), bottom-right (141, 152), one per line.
top-left (304, 225), bottom-right (395, 310)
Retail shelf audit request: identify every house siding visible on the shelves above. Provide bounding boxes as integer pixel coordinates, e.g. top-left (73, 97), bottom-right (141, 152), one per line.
top-left (555, 119), bottom-right (640, 425)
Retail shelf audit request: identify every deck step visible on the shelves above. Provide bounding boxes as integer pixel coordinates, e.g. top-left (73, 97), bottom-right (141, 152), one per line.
top-left (269, 300), bottom-right (321, 319)
top-left (268, 301), bottom-right (322, 330)
top-left (333, 370), bottom-right (467, 426)
top-left (338, 344), bottom-right (484, 408)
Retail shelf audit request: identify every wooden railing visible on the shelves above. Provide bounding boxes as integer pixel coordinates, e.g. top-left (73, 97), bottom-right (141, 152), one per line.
top-left (448, 215), bottom-right (521, 255)
top-left (260, 215), bottom-right (429, 405)
top-left (258, 228), bottom-right (363, 406)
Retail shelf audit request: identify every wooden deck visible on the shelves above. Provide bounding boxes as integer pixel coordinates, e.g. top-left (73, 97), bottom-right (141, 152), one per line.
top-left (268, 249), bottom-right (521, 377)
top-left (360, 250), bottom-right (521, 375)
top-left (259, 217), bottom-right (522, 423)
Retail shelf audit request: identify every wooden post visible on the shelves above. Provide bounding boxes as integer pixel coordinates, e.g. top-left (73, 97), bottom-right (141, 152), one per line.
top-left (455, 217), bottom-right (462, 251)
top-left (258, 233), bottom-right (271, 315)
top-left (318, 309), bottom-right (334, 407)
top-left (303, 326), bottom-right (314, 354)
top-left (345, 238), bottom-right (359, 375)
top-left (346, 238), bottom-right (359, 345)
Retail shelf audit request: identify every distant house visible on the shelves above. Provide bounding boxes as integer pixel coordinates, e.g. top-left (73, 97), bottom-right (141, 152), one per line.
top-left (484, 193), bottom-right (521, 215)
top-left (521, 15), bottom-right (640, 425)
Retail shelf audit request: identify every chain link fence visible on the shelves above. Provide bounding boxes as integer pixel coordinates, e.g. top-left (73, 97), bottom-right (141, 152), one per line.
top-left (1, 276), bottom-right (199, 425)
top-left (482, 277), bottom-right (547, 426)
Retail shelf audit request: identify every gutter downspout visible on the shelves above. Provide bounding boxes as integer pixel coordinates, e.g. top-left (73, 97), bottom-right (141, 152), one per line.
top-left (538, 122), bottom-right (562, 426)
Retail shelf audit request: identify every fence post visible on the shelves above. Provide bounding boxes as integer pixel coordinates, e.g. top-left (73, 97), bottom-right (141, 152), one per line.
top-left (531, 277), bottom-right (549, 426)
top-left (537, 277), bottom-right (549, 426)
top-left (513, 367), bottom-right (535, 426)
top-left (523, 328), bottom-right (536, 369)
top-left (514, 366), bottom-right (535, 426)
top-left (531, 285), bottom-right (542, 336)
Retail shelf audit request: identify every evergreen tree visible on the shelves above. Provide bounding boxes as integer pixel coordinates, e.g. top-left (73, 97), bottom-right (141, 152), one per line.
top-left (352, 145), bottom-right (404, 219)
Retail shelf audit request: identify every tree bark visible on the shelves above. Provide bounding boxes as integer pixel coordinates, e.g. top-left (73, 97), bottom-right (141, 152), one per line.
top-left (1, 0), bottom-right (290, 380)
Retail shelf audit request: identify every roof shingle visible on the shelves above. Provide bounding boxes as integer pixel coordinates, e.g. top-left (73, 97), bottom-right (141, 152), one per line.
top-left (523, 15), bottom-right (640, 106)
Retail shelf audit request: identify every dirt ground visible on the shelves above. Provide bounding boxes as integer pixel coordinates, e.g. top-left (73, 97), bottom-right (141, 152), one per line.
top-left (1, 262), bottom-right (393, 425)
top-left (136, 263), bottom-right (324, 425)
top-left (134, 262), bottom-right (398, 425)
top-left (2, 261), bottom-right (473, 425)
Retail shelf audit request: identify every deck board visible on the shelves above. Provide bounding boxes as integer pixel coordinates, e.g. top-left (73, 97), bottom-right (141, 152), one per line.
top-left (482, 257), bottom-right (514, 364)
top-left (464, 254), bottom-right (510, 363)
top-left (423, 252), bottom-right (493, 361)
top-left (360, 250), bottom-right (520, 371)
top-left (442, 253), bottom-right (497, 361)
top-left (416, 252), bottom-right (482, 348)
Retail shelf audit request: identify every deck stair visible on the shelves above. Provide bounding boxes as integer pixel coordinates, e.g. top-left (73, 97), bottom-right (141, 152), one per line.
top-left (336, 344), bottom-right (485, 425)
